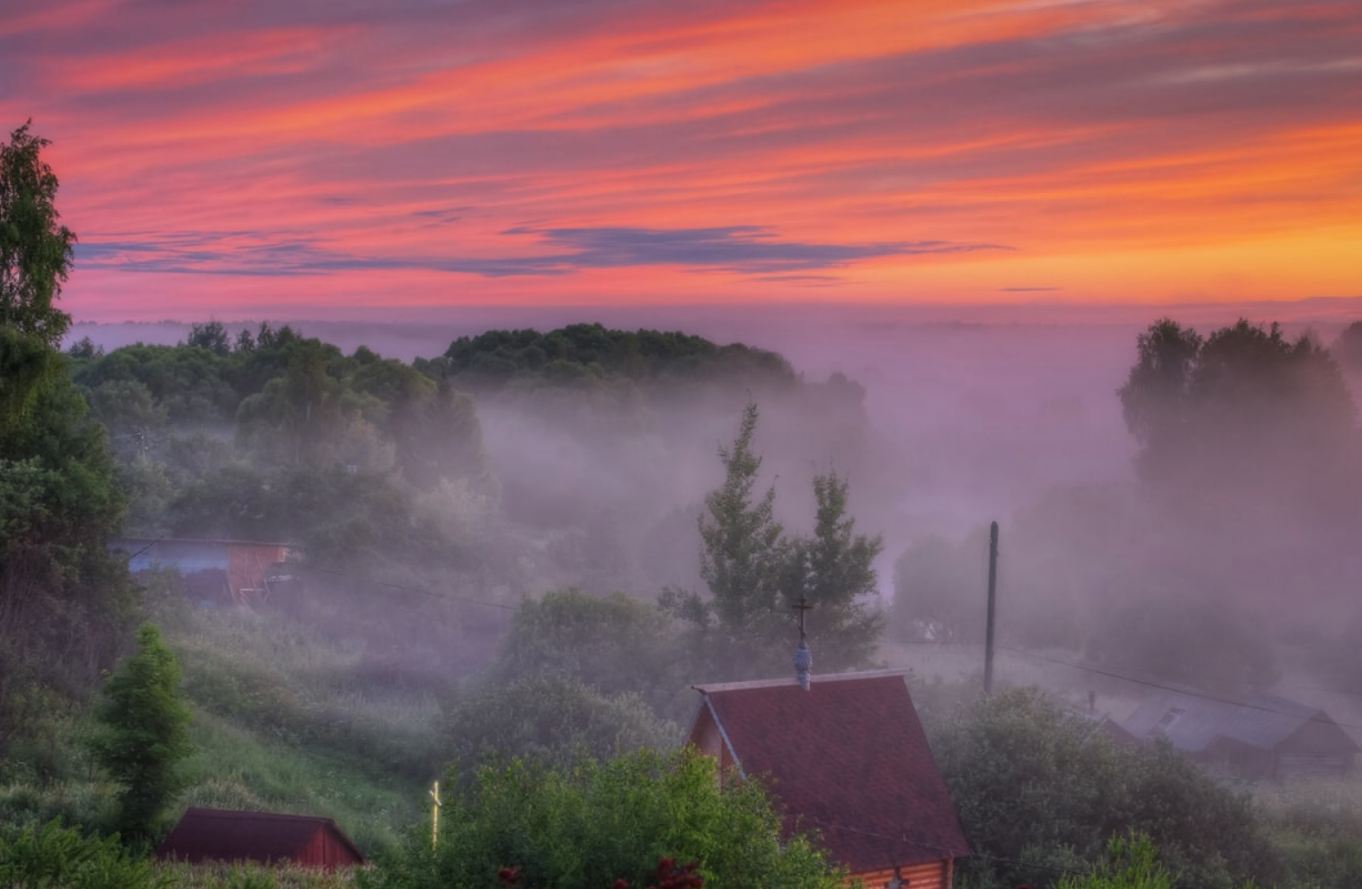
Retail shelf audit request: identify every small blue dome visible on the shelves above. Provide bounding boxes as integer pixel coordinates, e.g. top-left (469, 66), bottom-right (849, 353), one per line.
top-left (794, 638), bottom-right (812, 689)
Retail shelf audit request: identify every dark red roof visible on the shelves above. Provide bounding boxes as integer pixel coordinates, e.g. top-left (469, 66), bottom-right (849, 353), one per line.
top-left (156, 808), bottom-right (365, 866)
top-left (689, 672), bottom-right (969, 874)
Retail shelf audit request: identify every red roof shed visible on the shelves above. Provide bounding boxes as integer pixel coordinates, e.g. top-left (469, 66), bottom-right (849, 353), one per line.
top-left (156, 808), bottom-right (365, 868)
top-left (687, 671), bottom-right (969, 889)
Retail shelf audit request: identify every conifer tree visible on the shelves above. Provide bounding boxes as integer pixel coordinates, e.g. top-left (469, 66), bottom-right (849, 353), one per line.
top-left (91, 623), bottom-right (192, 845)
top-left (663, 403), bottom-right (883, 677)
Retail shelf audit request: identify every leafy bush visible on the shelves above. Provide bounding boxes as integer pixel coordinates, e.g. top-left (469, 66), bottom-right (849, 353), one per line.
top-left (929, 688), bottom-right (1274, 889)
top-left (1054, 832), bottom-right (1175, 889)
top-left (1257, 778), bottom-right (1362, 889)
top-left (0, 818), bottom-right (167, 889)
top-left (358, 749), bottom-right (841, 889)
top-left (442, 673), bottom-right (678, 781)
top-left (488, 588), bottom-right (686, 716)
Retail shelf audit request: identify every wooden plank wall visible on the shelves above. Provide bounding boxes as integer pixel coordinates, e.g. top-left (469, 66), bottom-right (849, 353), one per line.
top-left (851, 859), bottom-right (952, 889)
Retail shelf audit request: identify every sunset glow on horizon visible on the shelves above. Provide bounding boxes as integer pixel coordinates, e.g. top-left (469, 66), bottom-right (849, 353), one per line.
top-left (4, 0), bottom-right (1360, 322)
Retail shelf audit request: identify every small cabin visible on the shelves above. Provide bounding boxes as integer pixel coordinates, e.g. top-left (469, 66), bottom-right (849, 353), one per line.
top-left (687, 670), bottom-right (970, 888)
top-left (156, 808), bottom-right (365, 868)
top-left (1121, 690), bottom-right (1359, 780)
top-left (111, 538), bottom-right (294, 607)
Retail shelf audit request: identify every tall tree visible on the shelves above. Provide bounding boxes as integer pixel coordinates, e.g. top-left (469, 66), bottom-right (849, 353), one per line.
top-left (1119, 318), bottom-right (1357, 505)
top-left (661, 403), bottom-right (787, 673)
top-left (186, 320), bottom-right (231, 356)
top-left (663, 404), bottom-right (883, 678)
top-left (90, 623), bottom-right (192, 846)
top-left (1118, 318), bottom-right (1201, 482)
top-left (0, 124), bottom-right (131, 754)
top-left (698, 402), bottom-right (787, 643)
top-left (0, 121), bottom-right (75, 348)
top-left (782, 471), bottom-right (884, 671)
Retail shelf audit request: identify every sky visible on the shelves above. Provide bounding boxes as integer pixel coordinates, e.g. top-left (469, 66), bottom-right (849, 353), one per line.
top-left (3, 0), bottom-right (1361, 322)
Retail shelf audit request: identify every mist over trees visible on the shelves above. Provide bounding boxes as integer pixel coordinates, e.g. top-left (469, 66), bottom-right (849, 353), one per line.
top-left (886, 314), bottom-right (1362, 698)
top-left (932, 687), bottom-right (1273, 889)
top-left (1120, 318), bottom-right (1356, 522)
top-left (661, 403), bottom-right (884, 678)
top-left (15, 121), bottom-right (1362, 889)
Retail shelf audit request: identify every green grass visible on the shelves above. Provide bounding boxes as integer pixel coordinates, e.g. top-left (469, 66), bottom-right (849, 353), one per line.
top-left (119, 573), bottom-right (450, 855)
top-left (177, 709), bottom-right (421, 856)
top-left (155, 861), bottom-right (359, 889)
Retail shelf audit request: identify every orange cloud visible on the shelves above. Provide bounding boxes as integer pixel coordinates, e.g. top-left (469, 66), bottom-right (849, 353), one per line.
top-left (0, 0), bottom-right (1356, 321)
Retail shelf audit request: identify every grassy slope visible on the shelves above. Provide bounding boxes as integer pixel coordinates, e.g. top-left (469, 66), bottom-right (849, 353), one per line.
top-left (145, 576), bottom-right (448, 857)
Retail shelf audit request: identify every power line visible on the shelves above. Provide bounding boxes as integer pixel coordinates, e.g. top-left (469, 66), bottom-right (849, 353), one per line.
top-left (1002, 643), bottom-right (1362, 700)
top-left (998, 646), bottom-right (1362, 734)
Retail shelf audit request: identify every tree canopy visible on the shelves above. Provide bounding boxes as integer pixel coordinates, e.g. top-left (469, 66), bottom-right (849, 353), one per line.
top-left (1119, 318), bottom-right (1356, 509)
top-left (662, 403), bottom-right (884, 678)
top-left (0, 124), bottom-right (132, 758)
top-left (359, 749), bottom-right (842, 889)
top-left (0, 122), bottom-right (74, 349)
top-left (428, 323), bottom-right (798, 395)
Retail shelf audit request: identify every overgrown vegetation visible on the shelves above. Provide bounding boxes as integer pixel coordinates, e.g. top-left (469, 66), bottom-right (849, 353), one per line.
top-left (931, 687), bottom-right (1274, 889)
top-left (357, 749), bottom-right (843, 889)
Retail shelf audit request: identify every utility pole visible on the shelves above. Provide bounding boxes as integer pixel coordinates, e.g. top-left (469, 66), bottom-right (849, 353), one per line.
top-left (984, 521), bottom-right (999, 696)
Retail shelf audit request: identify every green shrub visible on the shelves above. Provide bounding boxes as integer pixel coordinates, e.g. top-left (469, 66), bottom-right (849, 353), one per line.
top-left (1257, 778), bottom-right (1362, 888)
top-left (1054, 832), bottom-right (1175, 889)
top-left (441, 673), bottom-right (677, 782)
top-left (0, 818), bottom-right (167, 889)
top-left (359, 748), bottom-right (840, 889)
top-left (929, 687), bottom-right (1274, 889)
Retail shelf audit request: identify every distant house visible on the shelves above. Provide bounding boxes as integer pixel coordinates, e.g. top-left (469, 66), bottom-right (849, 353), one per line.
top-left (1120, 689), bottom-right (1359, 780)
top-left (686, 670), bottom-right (970, 889)
top-left (156, 808), bottom-right (365, 868)
top-left (110, 538), bottom-right (294, 607)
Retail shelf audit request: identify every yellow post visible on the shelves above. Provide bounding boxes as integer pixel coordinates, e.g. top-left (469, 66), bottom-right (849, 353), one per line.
top-left (429, 780), bottom-right (442, 849)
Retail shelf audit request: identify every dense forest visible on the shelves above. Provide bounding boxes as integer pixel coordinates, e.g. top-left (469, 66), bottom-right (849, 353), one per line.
top-left (9, 126), bottom-right (1362, 889)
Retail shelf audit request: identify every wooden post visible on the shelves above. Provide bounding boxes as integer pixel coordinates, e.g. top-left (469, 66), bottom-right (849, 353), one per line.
top-left (984, 521), bottom-right (999, 696)
top-left (429, 780), bottom-right (441, 849)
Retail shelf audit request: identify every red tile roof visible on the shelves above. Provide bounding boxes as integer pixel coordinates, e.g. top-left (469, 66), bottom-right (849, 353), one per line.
top-left (689, 672), bottom-right (969, 874)
top-left (156, 808), bottom-right (365, 866)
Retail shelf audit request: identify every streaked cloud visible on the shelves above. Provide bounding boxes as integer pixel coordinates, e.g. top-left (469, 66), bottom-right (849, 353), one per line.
top-left (2, 0), bottom-right (1359, 317)
top-left (75, 225), bottom-right (999, 277)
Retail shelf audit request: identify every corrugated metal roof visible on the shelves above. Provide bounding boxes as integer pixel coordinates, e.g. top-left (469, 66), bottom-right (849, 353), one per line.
top-left (156, 808), bottom-right (364, 865)
top-left (111, 537), bottom-right (297, 548)
top-left (689, 672), bottom-right (970, 874)
top-left (1121, 689), bottom-right (1354, 753)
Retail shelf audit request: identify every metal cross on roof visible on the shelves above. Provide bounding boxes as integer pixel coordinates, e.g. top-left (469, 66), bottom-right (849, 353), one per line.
top-left (792, 596), bottom-right (814, 640)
